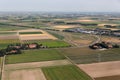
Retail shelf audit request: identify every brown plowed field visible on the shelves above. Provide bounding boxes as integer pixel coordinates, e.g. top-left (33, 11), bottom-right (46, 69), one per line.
top-left (77, 61), bottom-right (120, 78)
top-left (4, 69), bottom-right (46, 80)
top-left (95, 75), bottom-right (120, 80)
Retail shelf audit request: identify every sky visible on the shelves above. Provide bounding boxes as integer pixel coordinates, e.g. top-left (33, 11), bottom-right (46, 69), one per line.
top-left (0, 0), bottom-right (120, 12)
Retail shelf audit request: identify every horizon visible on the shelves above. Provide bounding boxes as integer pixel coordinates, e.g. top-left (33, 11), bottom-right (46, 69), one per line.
top-left (0, 0), bottom-right (120, 12)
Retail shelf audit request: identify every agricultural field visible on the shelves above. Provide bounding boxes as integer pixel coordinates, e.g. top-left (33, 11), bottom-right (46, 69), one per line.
top-left (60, 47), bottom-right (120, 64)
top-left (101, 35), bottom-right (120, 44)
top-left (19, 31), bottom-right (42, 35)
top-left (0, 13), bottom-right (120, 80)
top-left (0, 25), bottom-right (27, 31)
top-left (47, 31), bottom-right (64, 40)
top-left (5, 49), bottom-right (66, 64)
top-left (5, 60), bottom-right (71, 70)
top-left (47, 30), bottom-right (97, 47)
top-left (19, 29), bottom-right (57, 40)
top-left (78, 61), bottom-right (120, 78)
top-left (0, 32), bottom-right (17, 35)
top-left (42, 65), bottom-right (92, 80)
top-left (53, 25), bottom-right (79, 31)
top-left (0, 32), bottom-right (18, 40)
top-left (4, 68), bottom-right (46, 80)
top-left (23, 39), bottom-right (71, 48)
top-left (95, 75), bottom-right (120, 80)
top-left (0, 39), bottom-right (20, 49)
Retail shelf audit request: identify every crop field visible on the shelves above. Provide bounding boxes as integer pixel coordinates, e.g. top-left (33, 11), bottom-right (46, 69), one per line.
top-left (4, 68), bottom-right (46, 80)
top-left (19, 31), bottom-right (42, 34)
top-left (47, 31), bottom-right (64, 40)
top-left (53, 25), bottom-right (78, 31)
top-left (101, 36), bottom-right (120, 44)
top-left (0, 31), bottom-right (18, 40)
top-left (48, 31), bottom-right (97, 46)
top-left (42, 65), bottom-right (92, 80)
top-left (60, 47), bottom-right (120, 64)
top-left (0, 26), bottom-right (27, 31)
top-left (5, 49), bottom-right (66, 64)
top-left (23, 39), bottom-right (71, 48)
top-left (19, 29), bottom-right (57, 40)
top-left (0, 32), bottom-right (17, 35)
top-left (0, 35), bottom-right (19, 40)
top-left (78, 61), bottom-right (120, 78)
top-left (5, 60), bottom-right (72, 70)
top-left (95, 75), bottom-right (120, 80)
top-left (0, 39), bottom-right (20, 49)
top-left (0, 57), bottom-right (1, 67)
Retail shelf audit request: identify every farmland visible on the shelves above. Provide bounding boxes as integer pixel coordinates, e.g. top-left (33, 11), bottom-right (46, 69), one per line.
top-left (47, 30), bottom-right (97, 47)
top-left (42, 65), bottom-right (92, 80)
top-left (78, 61), bottom-right (120, 78)
top-left (19, 31), bottom-right (42, 34)
top-left (19, 29), bottom-right (57, 40)
top-left (0, 12), bottom-right (120, 80)
top-left (5, 49), bottom-right (66, 64)
top-left (23, 39), bottom-right (71, 48)
top-left (0, 39), bottom-right (20, 49)
top-left (47, 31), bottom-right (64, 40)
top-left (0, 31), bottom-right (18, 40)
top-left (60, 47), bottom-right (120, 64)
top-left (0, 23), bottom-right (28, 31)
top-left (95, 75), bottom-right (120, 80)
top-left (0, 32), bottom-right (17, 35)
top-left (53, 25), bottom-right (79, 31)
top-left (4, 69), bottom-right (46, 80)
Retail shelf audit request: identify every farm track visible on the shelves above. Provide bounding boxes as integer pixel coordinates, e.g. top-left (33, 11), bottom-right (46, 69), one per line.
top-left (5, 60), bottom-right (72, 70)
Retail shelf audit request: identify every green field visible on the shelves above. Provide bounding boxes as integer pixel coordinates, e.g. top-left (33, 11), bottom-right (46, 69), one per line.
top-left (19, 31), bottom-right (42, 34)
top-left (23, 40), bottom-right (71, 48)
top-left (60, 47), bottom-right (120, 64)
top-left (0, 32), bottom-right (17, 35)
top-left (5, 49), bottom-right (66, 64)
top-left (42, 65), bottom-right (92, 80)
top-left (47, 31), bottom-right (64, 40)
top-left (0, 39), bottom-right (20, 49)
top-left (0, 26), bottom-right (27, 31)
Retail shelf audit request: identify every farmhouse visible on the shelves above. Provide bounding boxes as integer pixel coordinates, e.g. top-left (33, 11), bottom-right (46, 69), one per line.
top-left (6, 48), bottom-right (22, 55)
top-left (28, 43), bottom-right (38, 49)
top-left (89, 41), bottom-right (119, 49)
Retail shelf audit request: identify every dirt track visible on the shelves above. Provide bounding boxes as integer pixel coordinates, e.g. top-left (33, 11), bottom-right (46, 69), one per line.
top-left (5, 60), bottom-right (72, 70)
top-left (77, 61), bottom-right (120, 78)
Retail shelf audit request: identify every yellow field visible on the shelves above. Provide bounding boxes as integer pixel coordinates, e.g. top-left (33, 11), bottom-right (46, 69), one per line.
top-left (53, 25), bottom-right (78, 31)
top-left (19, 29), bottom-right (57, 40)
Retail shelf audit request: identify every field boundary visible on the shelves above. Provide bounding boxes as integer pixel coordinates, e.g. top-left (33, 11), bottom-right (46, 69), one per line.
top-left (5, 60), bottom-right (72, 71)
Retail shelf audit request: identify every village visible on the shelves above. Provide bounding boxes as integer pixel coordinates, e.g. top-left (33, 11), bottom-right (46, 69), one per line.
top-left (63, 27), bottom-right (120, 37)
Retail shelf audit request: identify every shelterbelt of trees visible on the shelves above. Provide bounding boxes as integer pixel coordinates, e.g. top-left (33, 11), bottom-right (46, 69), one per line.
top-left (89, 41), bottom-right (120, 49)
top-left (0, 43), bottom-right (47, 57)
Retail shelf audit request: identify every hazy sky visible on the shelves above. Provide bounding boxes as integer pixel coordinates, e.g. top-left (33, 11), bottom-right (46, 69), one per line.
top-left (0, 0), bottom-right (120, 12)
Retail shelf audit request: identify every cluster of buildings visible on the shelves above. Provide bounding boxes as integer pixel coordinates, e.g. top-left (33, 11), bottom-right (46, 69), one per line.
top-left (0, 43), bottom-right (46, 57)
top-left (63, 28), bottom-right (120, 37)
top-left (89, 41), bottom-right (119, 49)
